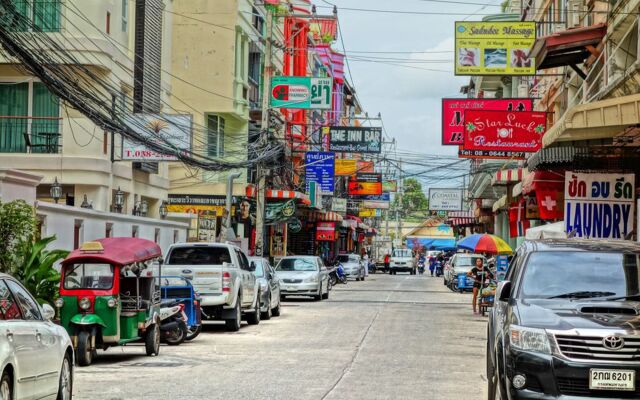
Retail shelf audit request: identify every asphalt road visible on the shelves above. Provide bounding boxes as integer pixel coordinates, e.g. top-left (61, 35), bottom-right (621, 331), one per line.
top-left (73, 273), bottom-right (488, 400)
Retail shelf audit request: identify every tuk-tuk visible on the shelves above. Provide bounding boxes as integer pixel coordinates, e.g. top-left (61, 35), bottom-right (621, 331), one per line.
top-left (57, 238), bottom-right (163, 366)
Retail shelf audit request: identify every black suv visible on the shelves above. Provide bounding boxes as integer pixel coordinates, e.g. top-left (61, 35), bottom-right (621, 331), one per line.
top-left (488, 239), bottom-right (640, 399)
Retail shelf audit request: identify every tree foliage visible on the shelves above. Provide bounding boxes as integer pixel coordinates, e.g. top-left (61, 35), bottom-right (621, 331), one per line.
top-left (393, 178), bottom-right (429, 221)
top-left (0, 200), bottom-right (36, 273)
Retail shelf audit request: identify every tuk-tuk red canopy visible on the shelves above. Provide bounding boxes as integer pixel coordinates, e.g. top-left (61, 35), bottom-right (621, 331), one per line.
top-left (64, 238), bottom-right (162, 266)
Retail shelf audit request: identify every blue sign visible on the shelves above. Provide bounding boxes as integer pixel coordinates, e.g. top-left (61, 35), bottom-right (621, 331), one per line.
top-left (496, 255), bottom-right (509, 282)
top-left (305, 152), bottom-right (335, 194)
top-left (360, 193), bottom-right (390, 201)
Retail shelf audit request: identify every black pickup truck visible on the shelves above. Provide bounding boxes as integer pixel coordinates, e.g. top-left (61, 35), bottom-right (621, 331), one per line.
top-left (487, 239), bottom-right (640, 399)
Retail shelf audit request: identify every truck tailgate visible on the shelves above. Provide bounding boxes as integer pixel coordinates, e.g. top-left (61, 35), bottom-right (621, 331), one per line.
top-left (163, 264), bottom-right (223, 295)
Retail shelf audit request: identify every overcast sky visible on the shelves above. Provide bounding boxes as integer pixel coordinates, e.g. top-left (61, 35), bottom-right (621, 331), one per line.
top-left (323, 0), bottom-right (502, 157)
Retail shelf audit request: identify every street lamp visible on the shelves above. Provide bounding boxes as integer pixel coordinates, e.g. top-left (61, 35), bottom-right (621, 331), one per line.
top-left (50, 177), bottom-right (62, 204)
top-left (114, 187), bottom-right (124, 213)
top-left (140, 199), bottom-right (148, 217)
top-left (159, 201), bottom-right (168, 219)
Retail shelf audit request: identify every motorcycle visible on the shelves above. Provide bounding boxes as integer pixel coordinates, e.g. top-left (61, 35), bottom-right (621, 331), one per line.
top-left (435, 261), bottom-right (443, 277)
top-left (329, 263), bottom-right (348, 286)
top-left (418, 261), bottom-right (425, 275)
top-left (159, 300), bottom-right (188, 346)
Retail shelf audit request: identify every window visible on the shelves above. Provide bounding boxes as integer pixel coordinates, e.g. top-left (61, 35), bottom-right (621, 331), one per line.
top-left (236, 250), bottom-right (250, 271)
top-left (106, 11), bottom-right (111, 34)
top-left (154, 228), bottom-right (160, 244)
top-left (0, 280), bottom-right (22, 320)
top-left (5, 280), bottom-right (41, 321)
top-left (132, 225), bottom-right (139, 238)
top-left (207, 114), bottom-right (225, 158)
top-left (166, 247), bottom-right (232, 265)
top-left (122, 0), bottom-right (128, 32)
top-left (251, 7), bottom-right (264, 34)
top-left (105, 222), bottom-right (113, 238)
top-left (63, 264), bottom-right (114, 290)
top-left (13, 0), bottom-right (61, 32)
top-left (73, 219), bottom-right (83, 250)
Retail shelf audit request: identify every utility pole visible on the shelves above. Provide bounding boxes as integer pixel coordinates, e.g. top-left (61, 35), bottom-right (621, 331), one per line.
top-left (396, 158), bottom-right (403, 244)
top-left (254, 6), bottom-right (274, 257)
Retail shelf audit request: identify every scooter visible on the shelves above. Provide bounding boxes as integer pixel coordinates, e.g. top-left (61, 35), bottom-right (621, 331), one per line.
top-left (435, 261), bottom-right (443, 277)
top-left (418, 261), bottom-right (425, 275)
top-left (159, 300), bottom-right (188, 346)
top-left (329, 263), bottom-right (348, 286)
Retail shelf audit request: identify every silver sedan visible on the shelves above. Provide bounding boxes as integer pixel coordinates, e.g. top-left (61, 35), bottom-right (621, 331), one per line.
top-left (336, 254), bottom-right (365, 281)
top-left (275, 256), bottom-right (330, 301)
top-left (249, 257), bottom-right (282, 320)
top-left (0, 273), bottom-right (74, 400)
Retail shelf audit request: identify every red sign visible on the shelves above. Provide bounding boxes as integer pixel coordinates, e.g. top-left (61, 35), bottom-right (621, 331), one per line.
top-left (316, 222), bottom-right (336, 241)
top-left (458, 147), bottom-right (526, 160)
top-left (463, 110), bottom-right (545, 153)
top-left (442, 98), bottom-right (533, 145)
top-left (535, 189), bottom-right (564, 220)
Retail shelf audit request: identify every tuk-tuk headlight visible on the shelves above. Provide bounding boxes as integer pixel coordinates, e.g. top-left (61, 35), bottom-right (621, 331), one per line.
top-left (55, 298), bottom-right (64, 308)
top-left (107, 298), bottom-right (117, 308)
top-left (79, 297), bottom-right (91, 310)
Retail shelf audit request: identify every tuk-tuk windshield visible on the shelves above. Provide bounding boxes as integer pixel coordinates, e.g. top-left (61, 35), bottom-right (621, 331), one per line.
top-left (64, 263), bottom-right (114, 290)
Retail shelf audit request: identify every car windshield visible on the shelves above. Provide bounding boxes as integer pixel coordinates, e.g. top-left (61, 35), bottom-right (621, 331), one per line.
top-left (252, 260), bottom-right (265, 277)
top-left (337, 255), bottom-right (350, 263)
top-left (457, 257), bottom-right (485, 266)
top-left (64, 263), bottom-right (114, 290)
top-left (276, 258), bottom-right (318, 272)
top-left (166, 247), bottom-right (232, 265)
top-left (393, 250), bottom-right (412, 258)
top-left (520, 251), bottom-right (640, 299)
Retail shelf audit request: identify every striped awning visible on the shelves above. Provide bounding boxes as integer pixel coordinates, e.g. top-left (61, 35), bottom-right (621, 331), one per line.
top-left (302, 209), bottom-right (343, 222)
top-left (447, 210), bottom-right (475, 226)
top-left (492, 195), bottom-right (508, 212)
top-left (491, 168), bottom-right (527, 186)
top-left (245, 185), bottom-right (311, 205)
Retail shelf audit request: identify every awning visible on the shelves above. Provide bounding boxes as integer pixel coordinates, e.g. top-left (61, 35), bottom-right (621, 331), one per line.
top-left (245, 185), bottom-right (311, 205)
top-left (492, 195), bottom-right (508, 212)
top-left (522, 170), bottom-right (565, 194)
top-left (447, 210), bottom-right (476, 226)
top-left (302, 209), bottom-right (343, 222)
top-left (526, 147), bottom-right (589, 170)
top-left (531, 24), bottom-right (607, 73)
top-left (406, 236), bottom-right (457, 251)
top-left (543, 94), bottom-right (640, 147)
top-left (512, 182), bottom-right (523, 197)
top-left (491, 168), bottom-right (527, 186)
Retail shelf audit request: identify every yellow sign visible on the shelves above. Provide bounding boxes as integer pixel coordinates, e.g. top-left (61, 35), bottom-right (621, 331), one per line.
top-left (335, 159), bottom-right (357, 176)
top-left (455, 21), bottom-right (536, 76)
top-left (359, 208), bottom-right (378, 217)
top-left (167, 204), bottom-right (235, 216)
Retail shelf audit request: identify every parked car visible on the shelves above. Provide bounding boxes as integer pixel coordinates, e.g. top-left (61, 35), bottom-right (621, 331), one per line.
top-left (389, 248), bottom-right (415, 275)
top-left (163, 243), bottom-right (261, 332)
top-left (1, 273), bottom-right (74, 400)
top-left (248, 257), bottom-right (282, 320)
top-left (275, 256), bottom-right (330, 301)
top-left (336, 254), bottom-right (365, 281)
top-left (488, 239), bottom-right (640, 399)
top-left (444, 253), bottom-right (486, 290)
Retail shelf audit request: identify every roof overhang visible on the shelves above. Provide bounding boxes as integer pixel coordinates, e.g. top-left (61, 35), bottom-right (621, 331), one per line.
top-left (543, 93), bottom-right (640, 147)
top-left (532, 24), bottom-right (607, 72)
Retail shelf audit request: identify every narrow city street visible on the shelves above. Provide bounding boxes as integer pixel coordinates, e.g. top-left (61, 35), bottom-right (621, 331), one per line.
top-left (73, 274), bottom-right (487, 400)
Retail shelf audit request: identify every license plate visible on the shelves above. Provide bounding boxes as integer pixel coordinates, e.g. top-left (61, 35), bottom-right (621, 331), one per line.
top-left (590, 369), bottom-right (635, 391)
top-left (283, 285), bottom-right (297, 291)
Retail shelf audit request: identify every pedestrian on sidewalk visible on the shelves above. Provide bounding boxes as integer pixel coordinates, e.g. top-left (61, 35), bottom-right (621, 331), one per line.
top-left (428, 254), bottom-right (436, 276)
top-left (363, 252), bottom-right (369, 277)
top-left (384, 253), bottom-right (390, 274)
top-left (468, 257), bottom-right (494, 315)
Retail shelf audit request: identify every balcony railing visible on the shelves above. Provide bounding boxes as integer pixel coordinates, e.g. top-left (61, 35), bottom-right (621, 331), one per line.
top-left (0, 116), bottom-right (63, 153)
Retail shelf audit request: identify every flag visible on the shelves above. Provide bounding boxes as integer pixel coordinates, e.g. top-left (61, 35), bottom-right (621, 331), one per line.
top-left (509, 199), bottom-right (530, 237)
top-left (536, 189), bottom-right (564, 220)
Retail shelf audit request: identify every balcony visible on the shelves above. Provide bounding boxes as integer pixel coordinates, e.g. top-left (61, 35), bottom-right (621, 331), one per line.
top-left (0, 116), bottom-right (63, 153)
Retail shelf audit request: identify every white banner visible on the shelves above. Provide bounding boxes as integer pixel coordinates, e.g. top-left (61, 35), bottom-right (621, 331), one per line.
top-left (122, 114), bottom-right (192, 161)
top-left (564, 172), bottom-right (635, 239)
top-left (362, 200), bottom-right (390, 209)
top-left (429, 188), bottom-right (463, 211)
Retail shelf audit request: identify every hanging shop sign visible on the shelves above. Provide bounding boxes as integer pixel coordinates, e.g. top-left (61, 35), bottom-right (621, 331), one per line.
top-left (362, 200), bottom-right (390, 210)
top-left (326, 126), bottom-right (382, 153)
top-left (167, 194), bottom-right (236, 216)
top-left (197, 210), bottom-right (217, 242)
top-left (359, 208), bottom-right (380, 218)
top-left (305, 151), bottom-right (335, 194)
top-left (270, 223), bottom-right (287, 258)
top-left (316, 221), bottom-right (337, 241)
top-left (454, 21), bottom-right (536, 76)
top-left (442, 98), bottom-right (533, 145)
top-left (122, 114), bottom-right (193, 161)
top-left (458, 147), bottom-right (527, 160)
top-left (265, 199), bottom-right (297, 225)
top-left (496, 255), bottom-right (509, 282)
top-left (463, 110), bottom-right (545, 153)
top-left (361, 193), bottom-right (391, 201)
top-left (288, 218), bottom-right (302, 233)
top-left (348, 173), bottom-right (382, 196)
top-left (382, 180), bottom-right (397, 192)
top-left (525, 195), bottom-right (539, 219)
top-left (331, 198), bottom-right (347, 213)
top-left (564, 172), bottom-right (635, 239)
top-left (428, 188), bottom-right (463, 211)
top-left (357, 161), bottom-right (374, 173)
top-left (335, 159), bottom-right (357, 176)
top-left (356, 173), bottom-right (381, 183)
top-left (270, 76), bottom-right (333, 109)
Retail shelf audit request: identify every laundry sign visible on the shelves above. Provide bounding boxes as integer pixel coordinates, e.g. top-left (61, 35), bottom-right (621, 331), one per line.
top-left (564, 172), bottom-right (635, 239)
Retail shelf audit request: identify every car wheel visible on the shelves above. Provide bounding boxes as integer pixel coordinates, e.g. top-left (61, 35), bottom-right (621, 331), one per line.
top-left (313, 285), bottom-right (322, 301)
top-left (262, 293), bottom-right (272, 320)
top-left (76, 330), bottom-right (93, 366)
top-left (246, 294), bottom-right (261, 325)
top-left (185, 325), bottom-right (202, 341)
top-left (145, 323), bottom-right (160, 356)
top-left (225, 296), bottom-right (242, 331)
top-left (272, 298), bottom-right (281, 317)
top-left (164, 320), bottom-right (187, 346)
top-left (1, 369), bottom-right (12, 400)
top-left (322, 285), bottom-right (329, 300)
top-left (56, 353), bottom-right (73, 400)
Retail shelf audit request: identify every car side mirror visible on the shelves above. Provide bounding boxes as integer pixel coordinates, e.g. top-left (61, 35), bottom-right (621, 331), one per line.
top-left (42, 303), bottom-right (55, 321)
top-left (497, 281), bottom-right (512, 302)
top-left (250, 261), bottom-right (256, 272)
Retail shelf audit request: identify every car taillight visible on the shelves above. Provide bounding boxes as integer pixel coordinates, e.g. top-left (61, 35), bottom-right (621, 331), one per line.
top-left (222, 271), bottom-right (231, 292)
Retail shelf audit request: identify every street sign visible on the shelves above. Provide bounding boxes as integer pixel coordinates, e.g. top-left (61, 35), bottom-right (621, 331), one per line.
top-left (270, 76), bottom-right (333, 109)
top-left (305, 152), bottom-right (335, 194)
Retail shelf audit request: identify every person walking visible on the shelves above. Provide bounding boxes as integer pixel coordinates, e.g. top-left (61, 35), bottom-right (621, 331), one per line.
top-left (384, 253), bottom-right (390, 274)
top-left (468, 257), bottom-right (494, 315)
top-left (428, 254), bottom-right (436, 276)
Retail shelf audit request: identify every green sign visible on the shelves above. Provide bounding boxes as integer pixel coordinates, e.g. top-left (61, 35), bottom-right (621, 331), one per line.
top-left (288, 218), bottom-right (302, 233)
top-left (265, 199), bottom-right (297, 225)
top-left (270, 76), bottom-right (332, 109)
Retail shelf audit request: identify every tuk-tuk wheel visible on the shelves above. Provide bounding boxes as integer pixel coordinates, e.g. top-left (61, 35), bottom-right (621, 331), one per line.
top-left (145, 324), bottom-right (160, 356)
top-left (76, 331), bottom-right (93, 366)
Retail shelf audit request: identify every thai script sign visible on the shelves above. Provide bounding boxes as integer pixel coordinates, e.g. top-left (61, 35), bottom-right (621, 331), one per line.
top-left (316, 222), bottom-right (336, 241)
top-left (455, 21), bottom-right (536, 76)
top-left (305, 151), bottom-right (335, 194)
top-left (442, 98), bottom-right (533, 145)
top-left (331, 198), bottom-right (347, 213)
top-left (564, 172), bottom-right (635, 239)
top-left (362, 200), bottom-right (390, 209)
top-left (122, 114), bottom-right (192, 161)
top-left (335, 159), bottom-right (357, 176)
top-left (270, 76), bottom-right (333, 109)
top-left (197, 210), bottom-right (217, 242)
top-left (167, 194), bottom-right (236, 216)
top-left (463, 110), bottom-right (545, 153)
top-left (429, 188), bottom-right (463, 211)
top-left (326, 126), bottom-right (382, 153)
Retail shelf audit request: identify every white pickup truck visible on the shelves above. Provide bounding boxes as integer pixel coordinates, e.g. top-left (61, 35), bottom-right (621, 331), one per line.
top-left (163, 242), bottom-right (261, 331)
top-left (390, 248), bottom-right (416, 275)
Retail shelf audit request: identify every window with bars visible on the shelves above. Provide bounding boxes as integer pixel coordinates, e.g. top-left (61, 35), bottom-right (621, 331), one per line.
top-left (207, 114), bottom-right (225, 158)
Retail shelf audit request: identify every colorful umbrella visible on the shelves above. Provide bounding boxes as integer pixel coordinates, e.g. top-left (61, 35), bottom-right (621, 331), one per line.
top-left (456, 234), bottom-right (512, 255)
